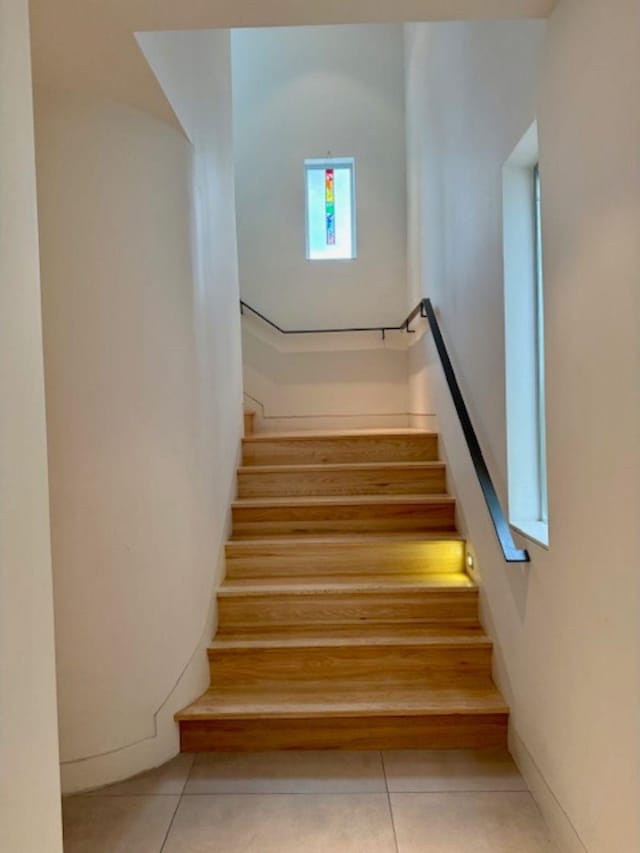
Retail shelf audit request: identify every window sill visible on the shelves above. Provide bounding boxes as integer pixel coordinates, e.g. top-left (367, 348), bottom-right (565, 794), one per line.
top-left (510, 520), bottom-right (549, 549)
top-left (305, 257), bottom-right (357, 262)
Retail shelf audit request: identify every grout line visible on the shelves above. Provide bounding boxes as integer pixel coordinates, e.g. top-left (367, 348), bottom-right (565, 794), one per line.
top-left (76, 793), bottom-right (192, 798)
top-left (379, 787), bottom-right (530, 795)
top-left (387, 792), bottom-right (401, 853)
top-left (166, 790), bottom-right (392, 797)
top-left (158, 793), bottom-right (181, 853)
top-left (159, 756), bottom-right (195, 853)
top-left (73, 786), bottom-right (529, 798)
top-left (380, 751), bottom-right (389, 793)
top-left (181, 753), bottom-right (196, 795)
top-left (381, 752), bottom-right (401, 853)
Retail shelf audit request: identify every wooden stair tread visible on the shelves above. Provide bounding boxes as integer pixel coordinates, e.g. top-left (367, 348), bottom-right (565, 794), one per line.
top-left (227, 532), bottom-right (465, 547)
top-left (233, 494), bottom-right (453, 508)
top-left (219, 575), bottom-right (475, 596)
top-left (220, 573), bottom-right (475, 591)
top-left (178, 426), bottom-right (508, 751)
top-left (244, 429), bottom-right (437, 441)
top-left (209, 633), bottom-right (492, 651)
top-left (238, 461), bottom-right (445, 473)
top-left (221, 575), bottom-right (472, 590)
top-left (215, 624), bottom-right (486, 640)
top-left (177, 682), bottom-right (508, 720)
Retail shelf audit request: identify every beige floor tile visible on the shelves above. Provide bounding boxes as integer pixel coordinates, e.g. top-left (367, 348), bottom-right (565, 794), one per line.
top-left (391, 791), bottom-right (558, 852)
top-left (185, 750), bottom-right (386, 794)
top-left (383, 749), bottom-right (527, 792)
top-left (83, 754), bottom-right (194, 796)
top-left (62, 795), bottom-right (179, 853)
top-left (163, 793), bottom-right (396, 853)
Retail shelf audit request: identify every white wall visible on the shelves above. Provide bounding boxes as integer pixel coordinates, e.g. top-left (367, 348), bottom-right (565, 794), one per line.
top-left (405, 8), bottom-right (640, 853)
top-left (0, 0), bottom-right (63, 849)
top-left (233, 25), bottom-right (415, 429)
top-left (233, 24), bottom-right (407, 328)
top-left (242, 321), bottom-right (412, 432)
top-left (34, 30), bottom-right (243, 792)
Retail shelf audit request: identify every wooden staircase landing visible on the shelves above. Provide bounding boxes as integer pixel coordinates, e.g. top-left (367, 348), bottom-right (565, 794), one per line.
top-left (177, 429), bottom-right (508, 750)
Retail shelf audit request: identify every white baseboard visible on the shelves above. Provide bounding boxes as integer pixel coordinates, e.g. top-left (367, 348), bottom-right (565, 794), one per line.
top-left (244, 394), bottom-right (438, 433)
top-left (252, 413), bottom-right (414, 432)
top-left (60, 609), bottom-right (212, 793)
top-left (509, 727), bottom-right (589, 853)
top-left (59, 472), bottom-right (238, 794)
top-left (409, 412), bottom-right (439, 431)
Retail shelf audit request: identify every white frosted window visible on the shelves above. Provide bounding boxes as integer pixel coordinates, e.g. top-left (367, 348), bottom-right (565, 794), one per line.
top-left (503, 124), bottom-right (549, 547)
top-left (305, 158), bottom-right (356, 260)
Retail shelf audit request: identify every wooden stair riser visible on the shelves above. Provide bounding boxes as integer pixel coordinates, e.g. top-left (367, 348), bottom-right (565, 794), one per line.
top-left (208, 643), bottom-right (493, 687)
top-left (217, 589), bottom-right (479, 632)
top-left (231, 499), bottom-right (456, 538)
top-left (176, 428), bottom-right (510, 752)
top-left (225, 539), bottom-right (465, 579)
top-left (180, 714), bottom-right (508, 752)
top-left (242, 433), bottom-right (438, 466)
top-left (243, 412), bottom-right (255, 436)
top-left (237, 464), bottom-right (446, 499)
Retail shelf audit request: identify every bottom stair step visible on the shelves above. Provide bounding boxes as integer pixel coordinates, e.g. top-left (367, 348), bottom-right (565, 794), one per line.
top-left (176, 683), bottom-right (508, 751)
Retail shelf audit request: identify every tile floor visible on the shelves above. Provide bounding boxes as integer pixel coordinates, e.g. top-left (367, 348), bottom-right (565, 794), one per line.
top-left (63, 749), bottom-right (558, 852)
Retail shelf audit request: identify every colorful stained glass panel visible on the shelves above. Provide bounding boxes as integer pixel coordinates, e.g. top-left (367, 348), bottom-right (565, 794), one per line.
top-left (305, 159), bottom-right (355, 260)
top-left (325, 168), bottom-right (336, 245)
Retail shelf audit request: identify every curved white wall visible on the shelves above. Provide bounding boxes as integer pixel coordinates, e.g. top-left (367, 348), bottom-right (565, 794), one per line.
top-left (34, 30), bottom-right (243, 792)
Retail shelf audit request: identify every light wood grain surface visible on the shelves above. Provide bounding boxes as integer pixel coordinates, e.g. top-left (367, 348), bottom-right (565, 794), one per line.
top-left (176, 429), bottom-right (508, 751)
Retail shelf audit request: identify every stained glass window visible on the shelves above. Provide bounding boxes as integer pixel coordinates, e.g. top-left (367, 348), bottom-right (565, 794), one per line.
top-left (305, 158), bottom-right (356, 260)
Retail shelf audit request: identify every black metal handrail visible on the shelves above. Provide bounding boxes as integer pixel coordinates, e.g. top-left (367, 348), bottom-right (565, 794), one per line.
top-left (239, 295), bottom-right (529, 563)
top-left (422, 299), bottom-right (529, 563)
top-left (240, 299), bottom-right (425, 340)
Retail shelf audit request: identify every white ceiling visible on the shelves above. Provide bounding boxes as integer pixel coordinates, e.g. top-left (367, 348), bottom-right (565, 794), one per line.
top-left (30, 0), bottom-right (556, 131)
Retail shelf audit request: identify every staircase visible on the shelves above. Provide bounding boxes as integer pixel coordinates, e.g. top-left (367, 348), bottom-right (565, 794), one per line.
top-left (176, 429), bottom-right (509, 750)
